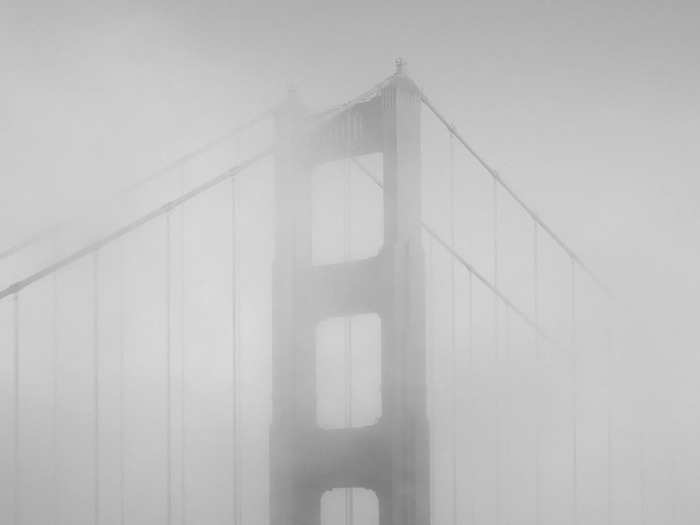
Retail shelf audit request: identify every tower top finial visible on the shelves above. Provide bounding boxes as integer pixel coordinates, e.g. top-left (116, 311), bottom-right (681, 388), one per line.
top-left (395, 57), bottom-right (406, 74)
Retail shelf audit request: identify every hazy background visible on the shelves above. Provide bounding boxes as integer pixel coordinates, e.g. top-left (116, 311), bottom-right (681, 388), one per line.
top-left (1, 1), bottom-right (699, 524)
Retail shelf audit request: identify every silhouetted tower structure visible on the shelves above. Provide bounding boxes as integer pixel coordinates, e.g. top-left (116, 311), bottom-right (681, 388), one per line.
top-left (270, 61), bottom-right (429, 525)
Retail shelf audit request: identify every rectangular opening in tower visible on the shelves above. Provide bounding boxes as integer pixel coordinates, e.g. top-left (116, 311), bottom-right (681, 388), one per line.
top-left (311, 153), bottom-right (383, 266)
top-left (321, 487), bottom-right (379, 525)
top-left (315, 313), bottom-right (382, 429)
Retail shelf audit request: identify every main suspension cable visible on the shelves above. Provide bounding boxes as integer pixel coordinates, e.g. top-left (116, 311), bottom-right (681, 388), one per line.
top-left (0, 149), bottom-right (272, 302)
top-left (0, 108), bottom-right (274, 264)
top-left (351, 157), bottom-right (563, 350)
top-left (418, 92), bottom-right (611, 299)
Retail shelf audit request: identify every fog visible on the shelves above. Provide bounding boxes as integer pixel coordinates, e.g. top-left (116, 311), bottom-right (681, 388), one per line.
top-left (2, 1), bottom-right (700, 524)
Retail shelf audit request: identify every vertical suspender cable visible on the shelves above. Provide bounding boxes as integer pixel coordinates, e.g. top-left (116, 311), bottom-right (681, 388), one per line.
top-left (344, 156), bottom-right (354, 525)
top-left (640, 432), bottom-right (646, 524)
top-left (166, 212), bottom-right (173, 525)
top-left (493, 177), bottom-right (501, 525)
top-left (119, 241), bottom-right (126, 525)
top-left (180, 166), bottom-right (187, 525)
top-left (533, 222), bottom-right (541, 525)
top-left (448, 130), bottom-right (458, 525)
top-left (93, 252), bottom-right (100, 525)
top-left (606, 325), bottom-right (613, 525)
top-left (670, 449), bottom-right (677, 525)
top-left (51, 274), bottom-right (59, 525)
top-left (13, 292), bottom-right (20, 525)
top-left (493, 176), bottom-right (500, 297)
top-left (503, 303), bottom-right (511, 524)
top-left (467, 270), bottom-right (474, 525)
top-left (427, 235), bottom-right (435, 523)
top-left (570, 259), bottom-right (577, 525)
top-left (231, 176), bottom-right (241, 525)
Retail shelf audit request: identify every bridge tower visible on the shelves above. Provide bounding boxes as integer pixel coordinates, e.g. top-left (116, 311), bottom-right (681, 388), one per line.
top-left (271, 62), bottom-right (429, 525)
